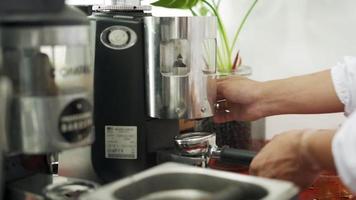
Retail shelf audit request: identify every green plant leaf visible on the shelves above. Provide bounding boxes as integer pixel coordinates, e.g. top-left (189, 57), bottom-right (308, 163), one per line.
top-left (198, 2), bottom-right (210, 16)
top-left (151, 0), bottom-right (200, 9)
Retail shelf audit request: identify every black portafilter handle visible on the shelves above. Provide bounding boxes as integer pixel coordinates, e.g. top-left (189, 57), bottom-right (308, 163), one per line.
top-left (219, 148), bottom-right (257, 166)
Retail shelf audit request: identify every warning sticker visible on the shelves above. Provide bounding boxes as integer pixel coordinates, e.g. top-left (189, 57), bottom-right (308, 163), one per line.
top-left (105, 125), bottom-right (137, 159)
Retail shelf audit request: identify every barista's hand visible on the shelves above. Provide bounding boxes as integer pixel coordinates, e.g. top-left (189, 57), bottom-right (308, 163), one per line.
top-left (213, 70), bottom-right (343, 123)
top-left (249, 130), bottom-right (322, 189)
top-left (213, 76), bottom-right (264, 122)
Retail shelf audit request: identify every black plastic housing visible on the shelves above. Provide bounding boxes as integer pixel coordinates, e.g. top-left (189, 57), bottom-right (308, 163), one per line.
top-left (91, 12), bottom-right (179, 183)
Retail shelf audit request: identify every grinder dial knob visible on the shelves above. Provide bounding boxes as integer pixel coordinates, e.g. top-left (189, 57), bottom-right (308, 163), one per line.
top-left (100, 26), bottom-right (137, 50)
top-left (108, 29), bottom-right (130, 46)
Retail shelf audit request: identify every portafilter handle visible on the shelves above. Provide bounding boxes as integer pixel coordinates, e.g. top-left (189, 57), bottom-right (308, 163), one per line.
top-left (175, 132), bottom-right (257, 167)
top-left (211, 148), bottom-right (256, 166)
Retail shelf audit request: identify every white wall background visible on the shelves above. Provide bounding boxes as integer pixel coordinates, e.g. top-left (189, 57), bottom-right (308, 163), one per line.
top-left (216, 0), bottom-right (355, 138)
top-left (68, 0), bottom-right (356, 139)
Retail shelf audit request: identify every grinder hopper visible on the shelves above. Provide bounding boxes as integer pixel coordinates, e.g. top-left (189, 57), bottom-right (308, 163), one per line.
top-left (144, 16), bottom-right (217, 119)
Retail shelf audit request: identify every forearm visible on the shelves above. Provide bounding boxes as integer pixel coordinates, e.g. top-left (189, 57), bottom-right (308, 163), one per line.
top-left (258, 70), bottom-right (343, 116)
top-left (301, 129), bottom-right (336, 172)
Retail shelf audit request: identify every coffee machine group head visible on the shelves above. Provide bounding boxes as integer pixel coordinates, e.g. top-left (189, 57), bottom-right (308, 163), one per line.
top-left (91, 1), bottom-right (217, 182)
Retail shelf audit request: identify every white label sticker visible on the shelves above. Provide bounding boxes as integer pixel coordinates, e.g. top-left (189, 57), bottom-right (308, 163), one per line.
top-left (105, 125), bottom-right (137, 159)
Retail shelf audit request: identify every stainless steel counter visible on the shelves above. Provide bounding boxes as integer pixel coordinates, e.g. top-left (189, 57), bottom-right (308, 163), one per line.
top-left (80, 162), bottom-right (298, 200)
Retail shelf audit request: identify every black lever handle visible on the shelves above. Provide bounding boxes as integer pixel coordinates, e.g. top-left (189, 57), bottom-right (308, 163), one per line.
top-left (219, 148), bottom-right (257, 166)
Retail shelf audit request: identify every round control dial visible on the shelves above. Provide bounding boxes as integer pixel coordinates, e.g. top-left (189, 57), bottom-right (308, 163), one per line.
top-left (108, 29), bottom-right (130, 46)
top-left (100, 26), bottom-right (137, 50)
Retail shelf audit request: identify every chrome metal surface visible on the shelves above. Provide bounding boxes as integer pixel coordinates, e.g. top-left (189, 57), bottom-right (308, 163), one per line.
top-left (92, 5), bottom-right (151, 11)
top-left (80, 162), bottom-right (299, 200)
top-left (103, 0), bottom-right (141, 6)
top-left (100, 26), bottom-right (137, 50)
top-left (0, 77), bottom-right (11, 153)
top-left (136, 189), bottom-right (210, 200)
top-left (156, 150), bottom-right (207, 167)
top-left (44, 178), bottom-right (98, 200)
top-left (2, 27), bottom-right (92, 97)
top-left (7, 174), bottom-right (99, 200)
top-left (9, 93), bottom-right (94, 154)
top-left (58, 146), bottom-right (100, 183)
top-left (2, 26), bottom-right (89, 48)
top-left (174, 132), bottom-right (216, 156)
top-left (174, 132), bottom-right (256, 167)
top-left (0, 141), bottom-right (2, 200)
top-left (144, 17), bottom-right (217, 119)
top-left (0, 76), bottom-right (12, 200)
top-left (2, 22), bottom-right (94, 154)
top-left (93, 0), bottom-right (149, 11)
top-left (48, 153), bottom-right (59, 175)
top-left (0, 152), bottom-right (2, 200)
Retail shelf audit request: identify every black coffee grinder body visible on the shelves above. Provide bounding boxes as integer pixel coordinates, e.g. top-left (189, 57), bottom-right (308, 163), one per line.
top-left (91, 11), bottom-right (179, 183)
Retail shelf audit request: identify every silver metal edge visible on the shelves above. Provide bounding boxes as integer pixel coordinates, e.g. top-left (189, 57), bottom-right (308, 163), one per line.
top-left (80, 162), bottom-right (299, 200)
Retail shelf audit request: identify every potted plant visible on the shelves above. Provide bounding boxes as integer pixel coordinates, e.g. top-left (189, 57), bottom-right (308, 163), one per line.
top-left (151, 0), bottom-right (259, 74)
top-left (152, 0), bottom-right (260, 150)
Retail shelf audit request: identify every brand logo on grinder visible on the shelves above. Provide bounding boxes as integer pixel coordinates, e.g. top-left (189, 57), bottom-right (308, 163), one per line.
top-left (58, 65), bottom-right (91, 77)
top-left (59, 99), bottom-right (93, 142)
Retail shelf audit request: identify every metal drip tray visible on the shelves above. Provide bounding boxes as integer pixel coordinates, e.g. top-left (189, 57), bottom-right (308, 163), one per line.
top-left (114, 173), bottom-right (267, 200)
top-left (81, 163), bottom-right (298, 200)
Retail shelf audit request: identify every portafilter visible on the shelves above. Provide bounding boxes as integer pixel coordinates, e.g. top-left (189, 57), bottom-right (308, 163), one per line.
top-left (174, 132), bottom-right (256, 167)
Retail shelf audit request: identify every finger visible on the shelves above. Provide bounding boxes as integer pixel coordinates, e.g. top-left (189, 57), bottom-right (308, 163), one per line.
top-left (213, 112), bottom-right (236, 123)
top-left (215, 99), bottom-right (229, 110)
top-left (249, 164), bottom-right (259, 176)
top-left (216, 82), bottom-right (233, 101)
top-left (216, 82), bottom-right (227, 100)
top-left (214, 102), bottom-right (245, 122)
top-left (249, 167), bottom-right (276, 179)
top-left (249, 151), bottom-right (271, 176)
top-left (257, 168), bottom-right (277, 179)
top-left (215, 75), bottom-right (233, 83)
top-left (216, 74), bottom-right (244, 83)
top-left (251, 162), bottom-right (276, 178)
top-left (215, 89), bottom-right (226, 101)
top-left (216, 91), bottom-right (225, 100)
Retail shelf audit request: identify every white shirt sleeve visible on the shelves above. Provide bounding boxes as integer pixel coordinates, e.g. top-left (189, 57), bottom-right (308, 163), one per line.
top-left (331, 57), bottom-right (356, 192)
top-left (331, 56), bottom-right (356, 115)
top-left (332, 111), bottom-right (356, 193)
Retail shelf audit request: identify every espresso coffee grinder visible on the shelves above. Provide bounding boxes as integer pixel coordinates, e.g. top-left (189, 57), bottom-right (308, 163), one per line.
top-left (0, 1), bottom-right (95, 199)
top-left (91, 0), bottom-right (217, 182)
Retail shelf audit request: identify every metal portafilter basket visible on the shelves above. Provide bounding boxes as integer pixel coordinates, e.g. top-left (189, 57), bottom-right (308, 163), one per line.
top-left (43, 178), bottom-right (98, 200)
top-left (174, 132), bottom-right (256, 167)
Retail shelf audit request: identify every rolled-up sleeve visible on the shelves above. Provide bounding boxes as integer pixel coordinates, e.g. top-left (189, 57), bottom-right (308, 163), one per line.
top-left (331, 56), bottom-right (356, 193)
top-left (332, 111), bottom-right (356, 193)
top-left (331, 56), bottom-right (356, 115)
